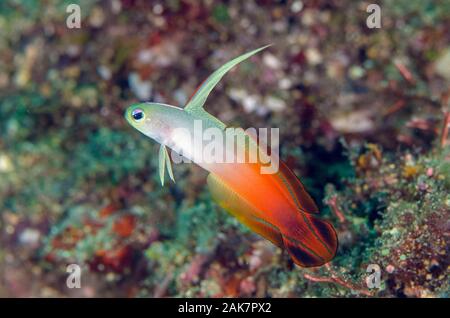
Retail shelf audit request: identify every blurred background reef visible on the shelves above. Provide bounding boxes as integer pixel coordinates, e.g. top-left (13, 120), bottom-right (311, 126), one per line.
top-left (0, 0), bottom-right (449, 297)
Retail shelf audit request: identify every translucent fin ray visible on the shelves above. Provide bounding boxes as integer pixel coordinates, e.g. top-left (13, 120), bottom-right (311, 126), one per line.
top-left (184, 45), bottom-right (272, 116)
top-left (158, 144), bottom-right (175, 186)
top-left (158, 144), bottom-right (166, 186)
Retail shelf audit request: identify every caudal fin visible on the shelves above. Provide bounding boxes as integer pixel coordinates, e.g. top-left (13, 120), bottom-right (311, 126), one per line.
top-left (282, 216), bottom-right (338, 267)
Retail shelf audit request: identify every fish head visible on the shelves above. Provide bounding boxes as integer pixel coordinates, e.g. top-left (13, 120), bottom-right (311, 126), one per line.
top-left (125, 102), bottom-right (154, 129)
top-left (125, 102), bottom-right (191, 148)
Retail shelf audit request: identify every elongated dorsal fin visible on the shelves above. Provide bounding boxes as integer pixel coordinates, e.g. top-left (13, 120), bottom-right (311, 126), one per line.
top-left (158, 144), bottom-right (175, 186)
top-left (184, 45), bottom-right (272, 126)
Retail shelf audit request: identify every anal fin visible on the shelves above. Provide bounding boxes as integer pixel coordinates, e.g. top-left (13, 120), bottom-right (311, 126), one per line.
top-left (207, 173), bottom-right (283, 248)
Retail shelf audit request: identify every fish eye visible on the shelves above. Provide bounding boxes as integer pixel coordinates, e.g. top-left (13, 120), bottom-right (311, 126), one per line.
top-left (131, 108), bottom-right (145, 121)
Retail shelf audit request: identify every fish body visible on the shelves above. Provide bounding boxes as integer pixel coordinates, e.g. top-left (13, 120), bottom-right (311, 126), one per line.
top-left (125, 46), bottom-right (338, 267)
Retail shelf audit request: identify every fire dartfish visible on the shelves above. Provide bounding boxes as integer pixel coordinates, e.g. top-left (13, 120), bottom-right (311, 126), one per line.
top-left (125, 46), bottom-right (338, 267)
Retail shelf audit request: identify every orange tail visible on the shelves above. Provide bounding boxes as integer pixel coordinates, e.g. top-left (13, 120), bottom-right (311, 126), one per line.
top-left (274, 161), bottom-right (338, 267)
top-left (281, 215), bottom-right (338, 267)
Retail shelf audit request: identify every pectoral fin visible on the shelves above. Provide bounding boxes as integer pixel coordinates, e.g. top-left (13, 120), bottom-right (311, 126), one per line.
top-left (158, 144), bottom-right (175, 186)
top-left (165, 148), bottom-right (175, 183)
top-left (207, 173), bottom-right (283, 247)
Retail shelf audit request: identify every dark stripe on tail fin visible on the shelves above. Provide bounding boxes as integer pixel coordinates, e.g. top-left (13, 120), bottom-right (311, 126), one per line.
top-left (282, 235), bottom-right (325, 267)
top-left (310, 217), bottom-right (338, 253)
top-left (281, 215), bottom-right (338, 267)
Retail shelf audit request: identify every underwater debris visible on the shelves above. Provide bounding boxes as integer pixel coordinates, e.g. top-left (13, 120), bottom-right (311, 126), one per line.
top-left (303, 264), bottom-right (373, 297)
top-left (440, 111), bottom-right (450, 149)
